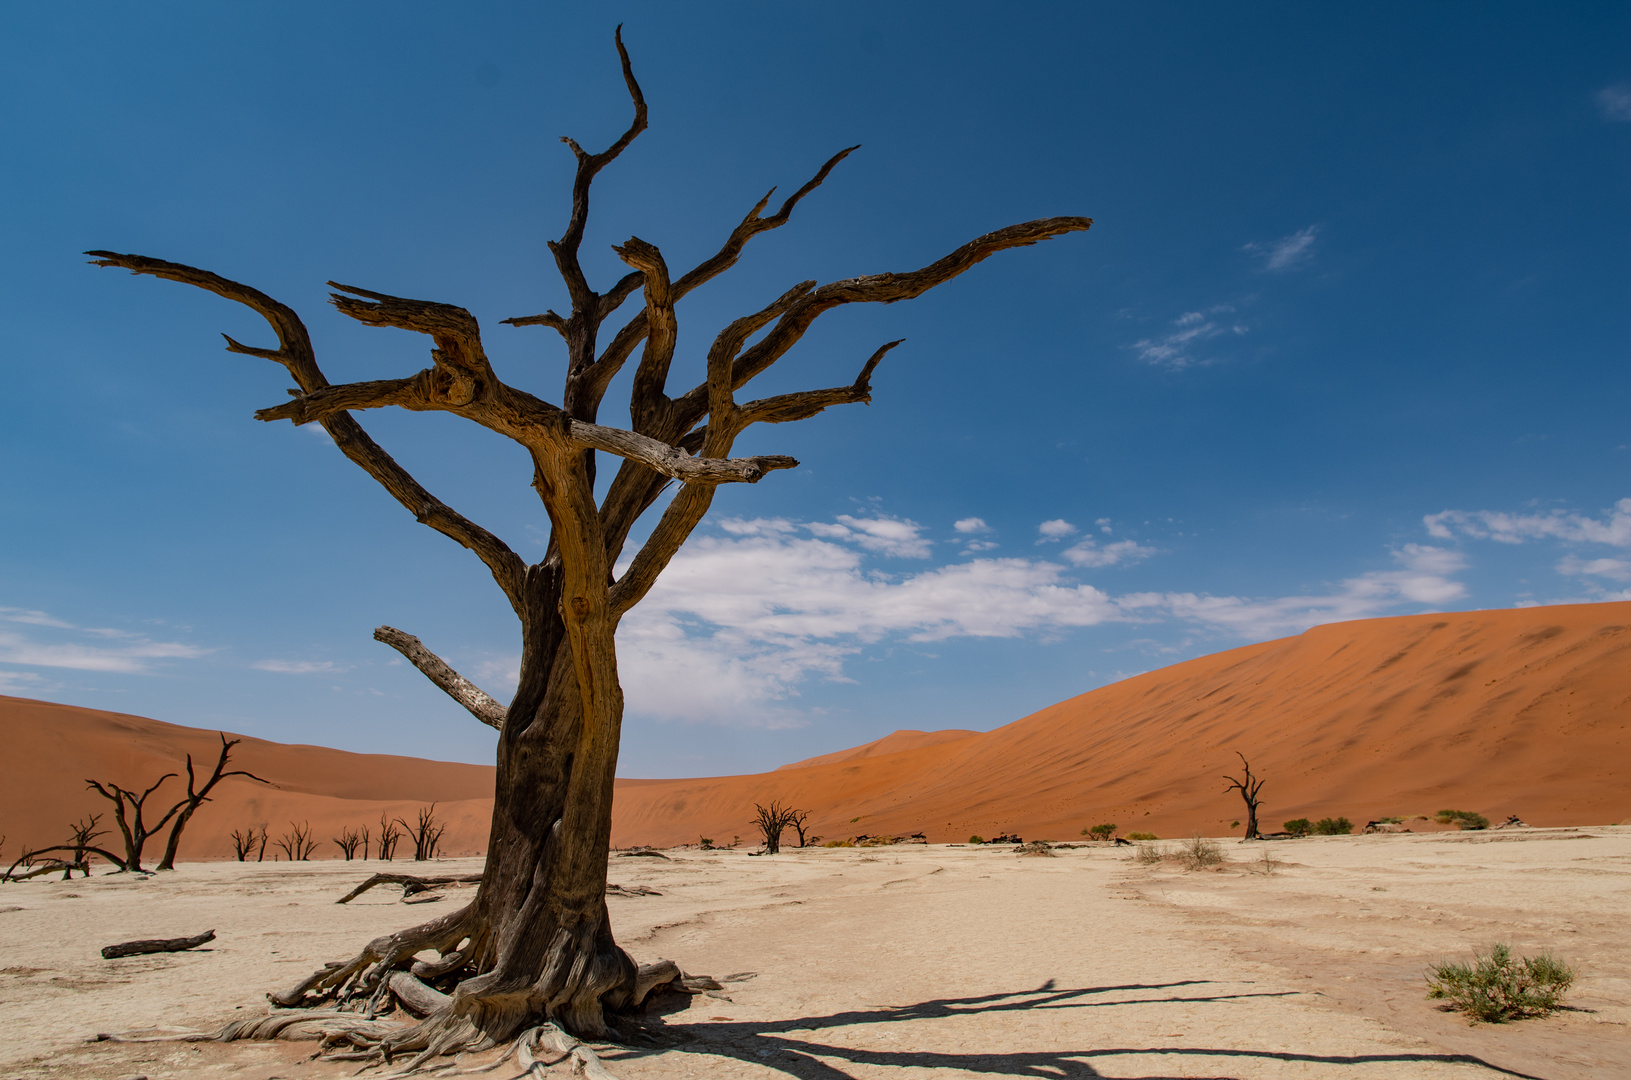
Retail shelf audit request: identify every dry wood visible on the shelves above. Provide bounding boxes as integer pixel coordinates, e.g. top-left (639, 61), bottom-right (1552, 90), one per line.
top-left (373, 626), bottom-right (506, 729)
top-left (335, 872), bottom-right (484, 904)
top-left (1224, 751), bottom-right (1267, 840)
top-left (101, 929), bottom-right (215, 959)
top-left (89, 24), bottom-right (1090, 1066)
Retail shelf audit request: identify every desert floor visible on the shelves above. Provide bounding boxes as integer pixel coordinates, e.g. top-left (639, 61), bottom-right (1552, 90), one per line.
top-left (1, 828), bottom-right (1625, 1080)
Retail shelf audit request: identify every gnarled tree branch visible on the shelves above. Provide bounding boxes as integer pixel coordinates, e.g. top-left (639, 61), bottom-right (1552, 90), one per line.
top-left (85, 252), bottom-right (529, 615)
top-left (373, 626), bottom-right (506, 730)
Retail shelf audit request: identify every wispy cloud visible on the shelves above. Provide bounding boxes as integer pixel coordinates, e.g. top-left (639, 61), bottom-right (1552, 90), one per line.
top-left (1246, 225), bottom-right (1319, 271)
top-left (613, 515), bottom-right (1471, 727)
top-left (0, 608), bottom-right (208, 674)
top-left (1037, 519), bottom-right (1077, 542)
top-left (1424, 499), bottom-right (1631, 547)
top-left (1062, 538), bottom-right (1155, 568)
top-left (953, 517), bottom-right (989, 534)
top-left (804, 514), bottom-right (932, 558)
top-left (1133, 305), bottom-right (1248, 369)
top-left (1597, 85), bottom-right (1631, 122)
top-left (1132, 545), bottom-right (1467, 639)
top-left (1558, 555), bottom-right (1631, 582)
top-left (251, 659), bottom-right (347, 675)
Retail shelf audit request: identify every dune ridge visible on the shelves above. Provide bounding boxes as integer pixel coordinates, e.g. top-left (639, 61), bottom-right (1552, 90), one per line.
top-left (3, 601), bottom-right (1627, 860)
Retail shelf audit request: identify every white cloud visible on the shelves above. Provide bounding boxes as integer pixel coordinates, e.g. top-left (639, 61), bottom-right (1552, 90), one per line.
top-left (1598, 85), bottom-right (1631, 122)
top-left (252, 659), bottom-right (346, 675)
top-left (614, 515), bottom-right (1473, 727)
top-left (805, 514), bottom-right (931, 558)
top-left (1425, 499), bottom-right (1631, 547)
top-left (1131, 545), bottom-right (1467, 640)
top-left (953, 517), bottom-right (989, 534)
top-left (1558, 555), bottom-right (1631, 582)
top-left (961, 539), bottom-right (999, 554)
top-left (1037, 519), bottom-right (1077, 541)
top-left (1133, 305), bottom-right (1248, 369)
top-left (1246, 225), bottom-right (1319, 271)
top-left (0, 669), bottom-right (48, 693)
top-left (1062, 538), bottom-right (1155, 568)
top-left (0, 609), bottom-right (208, 675)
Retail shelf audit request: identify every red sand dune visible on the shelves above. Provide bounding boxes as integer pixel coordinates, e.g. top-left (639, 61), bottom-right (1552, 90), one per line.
top-left (775, 728), bottom-right (980, 771)
top-left (0, 698), bottom-right (496, 864)
top-left (3, 602), bottom-right (1628, 863)
top-left (611, 602), bottom-right (1631, 846)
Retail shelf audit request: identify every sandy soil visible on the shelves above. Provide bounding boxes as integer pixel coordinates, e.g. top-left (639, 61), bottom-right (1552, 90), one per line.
top-left (1, 827), bottom-right (1624, 1080)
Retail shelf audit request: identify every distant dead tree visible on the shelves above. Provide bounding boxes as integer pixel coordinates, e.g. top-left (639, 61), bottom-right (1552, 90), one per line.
top-left (376, 813), bottom-right (403, 861)
top-left (358, 825), bottom-right (371, 861)
top-left (752, 801), bottom-right (798, 854)
top-left (230, 825), bottom-right (267, 862)
top-left (274, 821), bottom-right (319, 861)
top-left (86, 732), bottom-right (267, 872)
top-left (1223, 752), bottom-right (1265, 841)
top-left (399, 805), bottom-right (446, 861)
top-left (156, 735), bottom-right (269, 870)
top-left (86, 773), bottom-right (177, 873)
top-left (788, 808), bottom-right (814, 848)
top-left (334, 826), bottom-right (366, 860)
top-left (86, 26), bottom-right (1089, 1050)
top-left (2, 816), bottom-right (129, 881)
top-left (63, 815), bottom-right (109, 878)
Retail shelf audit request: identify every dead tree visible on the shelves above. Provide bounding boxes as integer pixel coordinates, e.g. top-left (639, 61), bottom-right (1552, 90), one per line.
top-left (229, 825), bottom-right (266, 862)
top-left (155, 735), bottom-right (269, 870)
top-left (62, 815), bottom-right (108, 878)
top-left (376, 814), bottom-right (403, 861)
top-left (788, 808), bottom-right (813, 848)
top-left (86, 772), bottom-right (177, 873)
top-left (274, 821), bottom-right (318, 861)
top-left (752, 802), bottom-right (797, 854)
top-left (88, 26), bottom-right (1089, 1056)
top-left (398, 805), bottom-right (447, 861)
top-left (334, 827), bottom-right (365, 860)
top-left (1223, 751), bottom-right (1266, 841)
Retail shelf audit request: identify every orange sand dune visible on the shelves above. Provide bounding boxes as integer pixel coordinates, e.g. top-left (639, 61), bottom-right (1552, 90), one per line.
top-left (4, 602), bottom-right (1629, 862)
top-left (775, 727), bottom-right (980, 770)
top-left (610, 602), bottom-right (1631, 847)
top-left (0, 697), bottom-right (496, 863)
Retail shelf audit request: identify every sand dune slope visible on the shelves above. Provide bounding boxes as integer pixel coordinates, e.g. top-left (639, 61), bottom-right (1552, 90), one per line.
top-left (0, 696), bottom-right (495, 863)
top-left (4, 602), bottom-right (1628, 860)
top-left (610, 602), bottom-right (1631, 846)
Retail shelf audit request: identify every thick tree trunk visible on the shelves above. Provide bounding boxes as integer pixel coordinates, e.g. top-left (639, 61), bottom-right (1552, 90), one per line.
top-left (448, 570), bottom-right (634, 1042)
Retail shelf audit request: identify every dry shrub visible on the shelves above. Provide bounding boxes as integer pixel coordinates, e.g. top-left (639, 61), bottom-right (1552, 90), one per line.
top-left (1427, 943), bottom-right (1573, 1022)
top-left (1133, 842), bottom-right (1165, 865)
top-left (1179, 834), bottom-right (1224, 870)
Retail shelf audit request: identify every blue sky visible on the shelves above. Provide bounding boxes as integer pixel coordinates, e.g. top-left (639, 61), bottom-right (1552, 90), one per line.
top-left (3, 3), bottom-right (1629, 777)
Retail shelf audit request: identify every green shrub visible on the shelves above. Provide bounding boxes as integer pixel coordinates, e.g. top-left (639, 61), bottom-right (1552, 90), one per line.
top-left (1436, 809), bottom-right (1489, 831)
top-left (968, 835), bottom-right (985, 844)
top-left (1426, 943), bottom-right (1574, 1023)
top-left (1126, 831), bottom-right (1158, 841)
top-left (1313, 817), bottom-right (1352, 835)
top-left (1086, 823), bottom-right (1117, 842)
top-left (1283, 818), bottom-right (1312, 836)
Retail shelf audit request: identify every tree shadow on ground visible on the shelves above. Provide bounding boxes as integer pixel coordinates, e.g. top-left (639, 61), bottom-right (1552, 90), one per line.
top-left (612, 979), bottom-right (1549, 1080)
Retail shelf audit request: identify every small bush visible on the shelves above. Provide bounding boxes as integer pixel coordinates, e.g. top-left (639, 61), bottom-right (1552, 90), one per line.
top-left (822, 838), bottom-right (854, 847)
top-left (1313, 817), bottom-right (1352, 835)
top-left (1179, 834), bottom-right (1224, 870)
top-left (1086, 823), bottom-right (1117, 842)
top-left (1436, 809), bottom-right (1490, 831)
top-left (1283, 818), bottom-right (1312, 836)
top-left (1126, 831), bottom-right (1158, 841)
top-left (1426, 943), bottom-right (1574, 1023)
top-left (1133, 842), bottom-right (1165, 865)
top-left (968, 835), bottom-right (985, 844)
top-left (698, 837), bottom-right (714, 850)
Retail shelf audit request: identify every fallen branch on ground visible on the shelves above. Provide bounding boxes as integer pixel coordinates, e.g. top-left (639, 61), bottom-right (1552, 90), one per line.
top-left (101, 929), bottom-right (215, 959)
top-left (335, 873), bottom-right (484, 904)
